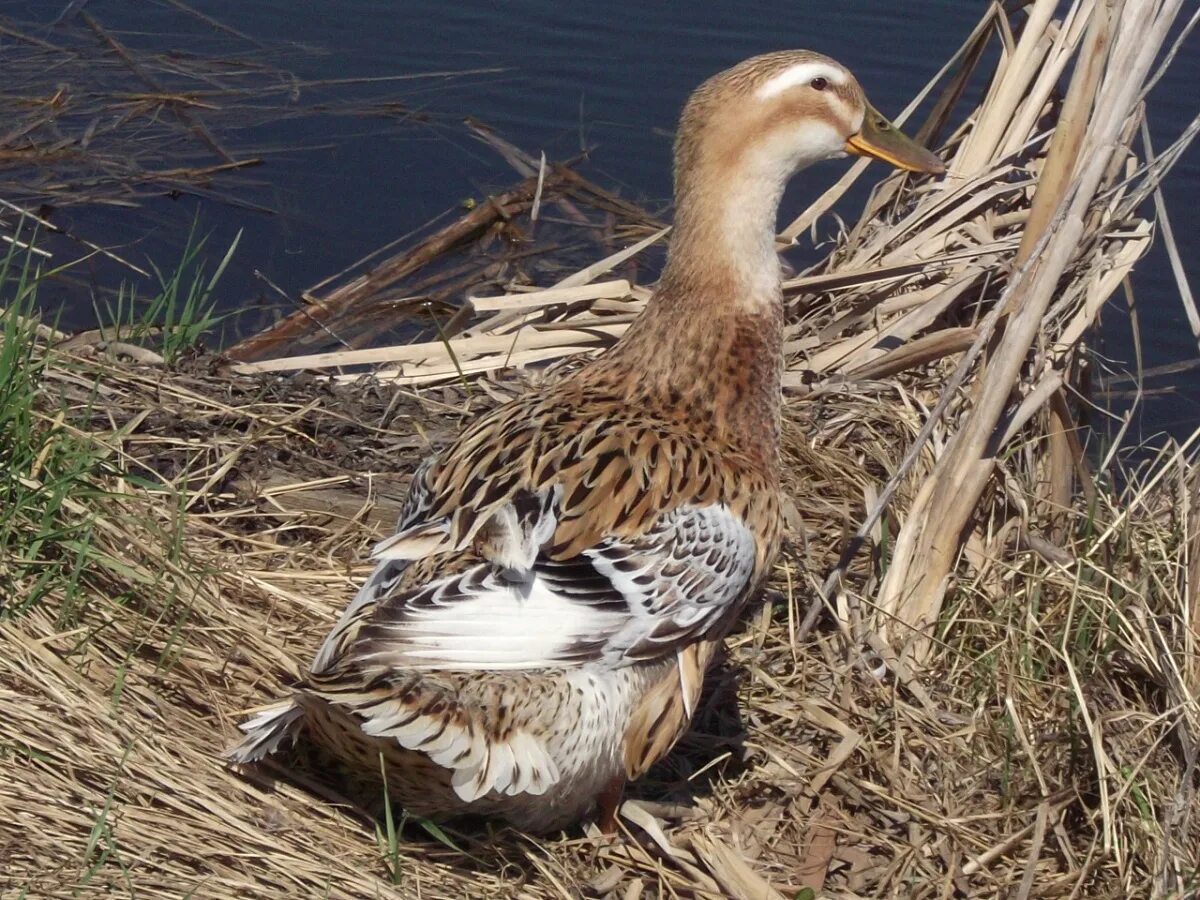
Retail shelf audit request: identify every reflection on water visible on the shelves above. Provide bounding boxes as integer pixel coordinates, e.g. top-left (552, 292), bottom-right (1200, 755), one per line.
top-left (1, 0), bottom-right (1197, 439)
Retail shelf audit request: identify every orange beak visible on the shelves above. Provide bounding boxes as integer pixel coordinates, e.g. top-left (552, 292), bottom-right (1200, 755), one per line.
top-left (845, 102), bottom-right (945, 174)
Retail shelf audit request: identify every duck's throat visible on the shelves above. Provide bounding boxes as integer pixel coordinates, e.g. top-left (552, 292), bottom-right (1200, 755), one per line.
top-left (597, 174), bottom-right (787, 449)
top-left (661, 171), bottom-right (787, 308)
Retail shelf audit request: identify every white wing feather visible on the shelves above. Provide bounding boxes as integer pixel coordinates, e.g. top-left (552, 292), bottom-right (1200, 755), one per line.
top-left (339, 503), bottom-right (756, 673)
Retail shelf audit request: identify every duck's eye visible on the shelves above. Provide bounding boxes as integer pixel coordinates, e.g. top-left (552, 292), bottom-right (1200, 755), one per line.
top-left (810, 77), bottom-right (828, 91)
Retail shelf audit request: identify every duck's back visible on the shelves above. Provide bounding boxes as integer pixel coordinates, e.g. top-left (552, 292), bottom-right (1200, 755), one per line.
top-left (229, 375), bottom-right (781, 831)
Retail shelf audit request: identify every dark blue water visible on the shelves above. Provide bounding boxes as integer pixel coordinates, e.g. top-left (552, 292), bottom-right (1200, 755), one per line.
top-left (3, 0), bottom-right (1198, 440)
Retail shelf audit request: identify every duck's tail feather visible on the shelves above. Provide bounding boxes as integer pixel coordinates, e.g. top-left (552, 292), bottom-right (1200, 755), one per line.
top-left (225, 699), bottom-right (305, 764)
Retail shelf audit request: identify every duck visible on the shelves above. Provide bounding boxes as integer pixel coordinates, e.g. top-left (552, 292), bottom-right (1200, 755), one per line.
top-left (228, 50), bottom-right (944, 834)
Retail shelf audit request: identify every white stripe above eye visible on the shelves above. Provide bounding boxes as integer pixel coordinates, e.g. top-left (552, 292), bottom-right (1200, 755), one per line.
top-left (756, 61), bottom-right (846, 99)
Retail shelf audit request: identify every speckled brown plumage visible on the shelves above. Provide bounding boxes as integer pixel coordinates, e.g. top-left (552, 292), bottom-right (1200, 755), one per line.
top-left (228, 48), bottom-right (943, 834)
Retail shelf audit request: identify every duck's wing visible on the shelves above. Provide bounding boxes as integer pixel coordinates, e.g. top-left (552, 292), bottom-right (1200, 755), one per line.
top-left (332, 499), bottom-right (759, 674)
top-left (303, 491), bottom-right (760, 800)
top-left (535, 501), bottom-right (759, 663)
top-left (310, 455), bottom-right (437, 673)
top-left (314, 391), bottom-right (779, 676)
top-left (293, 395), bottom-right (777, 801)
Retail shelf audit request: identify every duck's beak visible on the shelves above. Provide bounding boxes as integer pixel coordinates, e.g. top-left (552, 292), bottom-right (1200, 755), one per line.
top-left (845, 102), bottom-right (945, 175)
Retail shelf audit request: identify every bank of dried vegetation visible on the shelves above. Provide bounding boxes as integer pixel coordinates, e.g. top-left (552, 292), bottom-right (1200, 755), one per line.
top-left (2, 1), bottom-right (1198, 897)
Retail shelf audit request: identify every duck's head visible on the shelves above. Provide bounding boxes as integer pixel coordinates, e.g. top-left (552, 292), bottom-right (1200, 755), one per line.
top-left (675, 50), bottom-right (944, 197)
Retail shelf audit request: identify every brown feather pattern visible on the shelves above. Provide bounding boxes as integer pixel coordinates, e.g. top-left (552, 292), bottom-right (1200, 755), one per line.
top-left (226, 47), bottom-right (910, 832)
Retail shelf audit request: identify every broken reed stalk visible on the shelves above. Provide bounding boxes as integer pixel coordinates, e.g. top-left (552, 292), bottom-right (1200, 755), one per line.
top-left (879, 0), bottom-right (1186, 664)
top-left (224, 175), bottom-right (562, 361)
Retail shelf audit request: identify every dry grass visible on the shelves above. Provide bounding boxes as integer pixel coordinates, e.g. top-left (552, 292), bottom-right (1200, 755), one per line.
top-left (2, 1), bottom-right (1199, 898)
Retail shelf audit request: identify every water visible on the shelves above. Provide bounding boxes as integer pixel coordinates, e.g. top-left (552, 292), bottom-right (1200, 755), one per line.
top-left (4, 0), bottom-right (1198, 441)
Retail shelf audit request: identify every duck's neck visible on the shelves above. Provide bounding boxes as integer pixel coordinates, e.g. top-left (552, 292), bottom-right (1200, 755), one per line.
top-left (594, 159), bottom-right (789, 455)
top-left (662, 159), bottom-right (788, 306)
